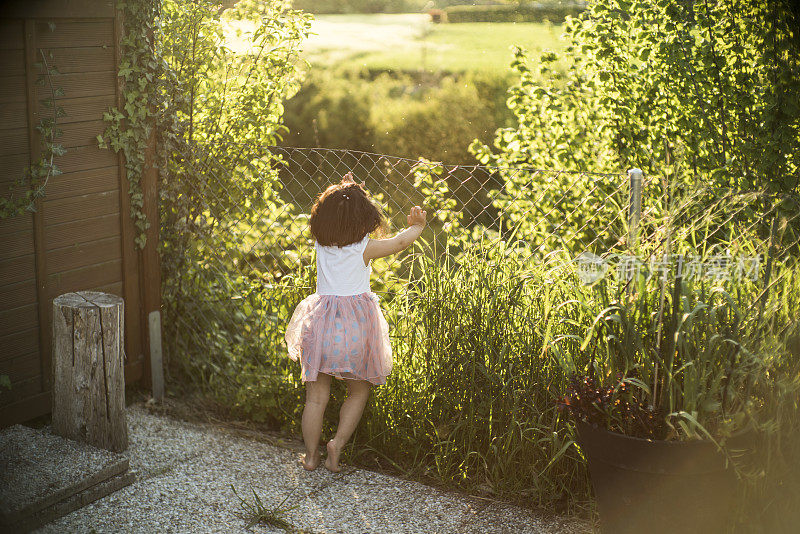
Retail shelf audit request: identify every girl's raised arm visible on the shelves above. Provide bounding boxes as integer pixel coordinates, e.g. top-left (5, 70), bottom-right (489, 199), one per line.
top-left (363, 206), bottom-right (427, 263)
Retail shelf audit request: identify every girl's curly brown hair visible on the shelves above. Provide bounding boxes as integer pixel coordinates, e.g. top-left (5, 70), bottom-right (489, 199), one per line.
top-left (310, 177), bottom-right (388, 247)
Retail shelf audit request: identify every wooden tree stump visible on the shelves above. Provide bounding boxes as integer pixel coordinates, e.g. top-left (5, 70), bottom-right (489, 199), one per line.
top-left (52, 291), bottom-right (128, 452)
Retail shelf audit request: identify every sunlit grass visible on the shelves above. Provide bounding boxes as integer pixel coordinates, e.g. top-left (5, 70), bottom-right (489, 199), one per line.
top-left (300, 14), bottom-right (567, 73)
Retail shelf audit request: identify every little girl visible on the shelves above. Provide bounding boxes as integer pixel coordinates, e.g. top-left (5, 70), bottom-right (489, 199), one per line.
top-left (285, 172), bottom-right (427, 472)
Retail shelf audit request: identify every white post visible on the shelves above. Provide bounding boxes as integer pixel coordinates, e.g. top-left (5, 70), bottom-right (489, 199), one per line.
top-left (148, 310), bottom-right (164, 402)
top-left (628, 168), bottom-right (643, 251)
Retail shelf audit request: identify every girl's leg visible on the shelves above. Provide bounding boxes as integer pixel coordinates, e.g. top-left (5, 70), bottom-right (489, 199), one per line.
top-left (325, 378), bottom-right (371, 473)
top-left (301, 372), bottom-right (331, 470)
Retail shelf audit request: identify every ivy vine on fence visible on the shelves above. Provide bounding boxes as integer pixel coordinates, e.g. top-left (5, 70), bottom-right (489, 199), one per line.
top-left (98, 0), bottom-right (162, 249)
top-left (0, 49), bottom-right (65, 220)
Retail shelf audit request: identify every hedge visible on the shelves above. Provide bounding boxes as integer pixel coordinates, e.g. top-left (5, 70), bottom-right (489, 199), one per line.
top-left (444, 3), bottom-right (586, 23)
top-left (290, 0), bottom-right (426, 14)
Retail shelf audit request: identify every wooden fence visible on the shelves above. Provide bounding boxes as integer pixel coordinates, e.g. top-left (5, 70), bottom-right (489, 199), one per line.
top-left (0, 0), bottom-right (160, 427)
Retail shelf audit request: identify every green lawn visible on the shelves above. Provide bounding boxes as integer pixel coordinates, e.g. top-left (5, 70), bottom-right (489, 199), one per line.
top-left (301, 14), bottom-right (567, 73)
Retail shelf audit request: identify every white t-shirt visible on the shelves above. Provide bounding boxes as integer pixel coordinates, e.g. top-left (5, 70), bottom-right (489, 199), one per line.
top-left (315, 234), bottom-right (371, 296)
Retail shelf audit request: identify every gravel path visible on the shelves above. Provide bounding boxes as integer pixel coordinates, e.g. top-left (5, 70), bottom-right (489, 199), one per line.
top-left (34, 402), bottom-right (592, 534)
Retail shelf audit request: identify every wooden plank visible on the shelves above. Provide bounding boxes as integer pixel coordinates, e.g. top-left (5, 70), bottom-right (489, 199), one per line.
top-left (94, 281), bottom-right (123, 298)
top-left (124, 358), bottom-right (142, 384)
top-left (36, 20), bottom-right (114, 49)
top-left (0, 20), bottom-right (23, 50)
top-left (44, 166), bottom-right (118, 200)
top-left (58, 120), bottom-right (107, 149)
top-left (25, 18), bottom-right (52, 400)
top-left (0, 390), bottom-right (49, 428)
top-left (46, 259), bottom-right (123, 301)
top-left (0, 212), bottom-right (35, 261)
top-left (0, 228), bottom-right (35, 261)
top-left (0, 329), bottom-right (39, 362)
top-left (35, 71), bottom-right (116, 101)
top-left (113, 6), bottom-right (143, 388)
top-left (54, 144), bottom-right (116, 173)
top-left (0, 76), bottom-right (27, 103)
top-left (0, 375), bottom-right (41, 406)
top-left (0, 211), bottom-right (31, 233)
top-left (46, 236), bottom-right (121, 275)
top-left (6, 469), bottom-right (135, 532)
top-left (0, 279), bottom-right (37, 312)
top-left (0, 253), bottom-right (35, 287)
top-left (0, 127), bottom-right (28, 156)
top-left (139, 128), bottom-right (161, 391)
top-left (57, 94), bottom-right (115, 125)
top-left (43, 190), bottom-right (119, 227)
top-left (0, 101), bottom-right (27, 129)
top-left (0, 423), bottom-right (131, 528)
top-left (0, 49), bottom-right (25, 77)
top-left (2, 1), bottom-right (114, 19)
top-left (0, 424), bottom-right (129, 524)
top-left (0, 351), bottom-right (39, 381)
top-left (0, 153), bottom-right (28, 180)
top-left (0, 303), bottom-right (38, 337)
top-left (0, 177), bottom-right (29, 202)
top-left (37, 46), bottom-right (115, 75)
top-left (131, 3), bottom-right (161, 391)
top-left (44, 213), bottom-right (120, 248)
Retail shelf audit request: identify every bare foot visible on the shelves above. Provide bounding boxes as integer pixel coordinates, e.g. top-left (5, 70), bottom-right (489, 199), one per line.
top-left (300, 449), bottom-right (320, 471)
top-left (324, 440), bottom-right (342, 473)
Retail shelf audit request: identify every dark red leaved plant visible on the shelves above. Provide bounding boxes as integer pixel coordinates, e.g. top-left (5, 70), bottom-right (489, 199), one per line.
top-left (556, 372), bottom-right (669, 440)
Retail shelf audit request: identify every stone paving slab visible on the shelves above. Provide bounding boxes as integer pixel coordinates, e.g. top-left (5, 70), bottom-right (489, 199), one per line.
top-left (32, 402), bottom-right (592, 533)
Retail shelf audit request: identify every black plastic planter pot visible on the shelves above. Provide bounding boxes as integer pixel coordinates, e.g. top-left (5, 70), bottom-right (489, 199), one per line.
top-left (575, 420), bottom-right (753, 534)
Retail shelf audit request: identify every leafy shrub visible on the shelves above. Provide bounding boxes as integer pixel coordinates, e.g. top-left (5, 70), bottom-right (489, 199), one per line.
top-left (280, 69), bottom-right (376, 151)
top-left (156, 0), bottom-right (313, 386)
top-left (282, 68), bottom-right (515, 159)
top-left (291, 0), bottom-right (428, 14)
top-left (445, 3), bottom-right (585, 23)
top-left (371, 76), bottom-right (499, 163)
top-left (289, 0), bottom-right (506, 14)
top-left (471, 0), bottom-right (800, 195)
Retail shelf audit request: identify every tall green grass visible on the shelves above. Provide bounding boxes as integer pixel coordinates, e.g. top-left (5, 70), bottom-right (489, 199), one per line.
top-left (357, 242), bottom-right (596, 505)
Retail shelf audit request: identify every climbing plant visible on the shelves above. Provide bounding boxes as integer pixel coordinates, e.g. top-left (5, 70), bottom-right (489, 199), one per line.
top-left (122, 0), bottom-right (312, 385)
top-left (99, 0), bottom-right (313, 252)
top-left (98, 0), bottom-right (163, 249)
top-left (0, 49), bottom-right (65, 219)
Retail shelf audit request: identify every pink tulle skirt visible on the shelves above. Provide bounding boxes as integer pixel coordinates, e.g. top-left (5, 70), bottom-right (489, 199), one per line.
top-left (285, 292), bottom-right (392, 385)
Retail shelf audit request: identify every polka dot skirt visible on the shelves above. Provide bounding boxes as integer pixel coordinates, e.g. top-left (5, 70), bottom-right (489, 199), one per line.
top-left (285, 292), bottom-right (392, 385)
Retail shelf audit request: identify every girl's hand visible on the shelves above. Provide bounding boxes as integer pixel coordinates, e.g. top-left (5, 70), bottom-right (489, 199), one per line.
top-left (365, 206), bottom-right (427, 261)
top-left (407, 205), bottom-right (427, 228)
